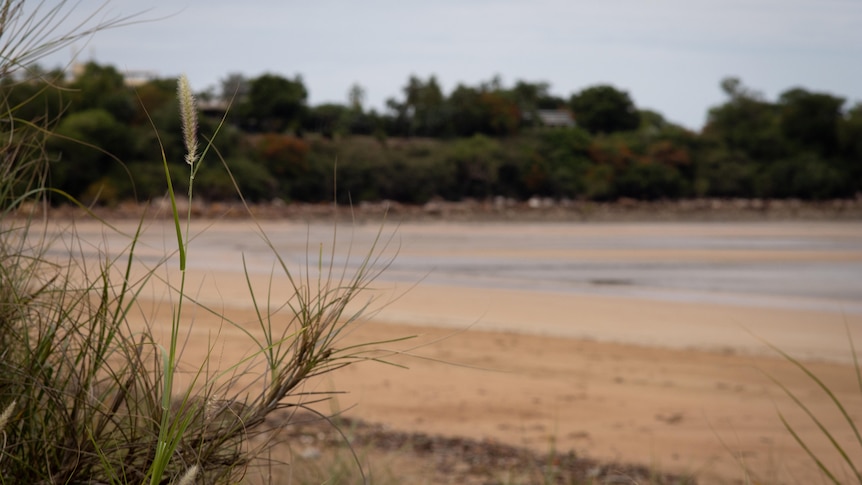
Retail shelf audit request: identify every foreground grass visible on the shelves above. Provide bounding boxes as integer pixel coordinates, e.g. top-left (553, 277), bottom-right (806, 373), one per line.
top-left (2, 151), bottom-right (399, 484)
top-left (0, 4), bottom-right (402, 481)
top-left (760, 335), bottom-right (862, 484)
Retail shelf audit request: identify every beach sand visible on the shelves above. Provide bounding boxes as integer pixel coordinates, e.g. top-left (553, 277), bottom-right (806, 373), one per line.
top-left (47, 218), bottom-right (862, 483)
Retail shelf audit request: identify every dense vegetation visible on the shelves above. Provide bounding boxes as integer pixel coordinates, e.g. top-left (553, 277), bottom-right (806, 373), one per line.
top-left (8, 63), bottom-right (861, 205)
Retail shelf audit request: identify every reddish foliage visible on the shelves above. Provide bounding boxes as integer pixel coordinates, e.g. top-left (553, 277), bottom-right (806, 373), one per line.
top-left (647, 140), bottom-right (691, 167)
top-left (256, 134), bottom-right (309, 176)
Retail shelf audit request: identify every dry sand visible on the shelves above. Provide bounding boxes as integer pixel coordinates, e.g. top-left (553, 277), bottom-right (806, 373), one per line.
top-left (46, 218), bottom-right (862, 483)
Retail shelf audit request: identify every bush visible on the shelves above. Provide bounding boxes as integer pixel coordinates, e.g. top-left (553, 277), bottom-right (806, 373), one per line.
top-left (49, 109), bottom-right (134, 198)
top-left (616, 162), bottom-right (685, 200)
top-left (757, 154), bottom-right (850, 199)
top-left (694, 148), bottom-right (756, 198)
top-left (0, 7), bottom-right (398, 482)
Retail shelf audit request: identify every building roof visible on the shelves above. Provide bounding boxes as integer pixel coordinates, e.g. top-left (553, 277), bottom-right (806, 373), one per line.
top-left (536, 109), bottom-right (575, 127)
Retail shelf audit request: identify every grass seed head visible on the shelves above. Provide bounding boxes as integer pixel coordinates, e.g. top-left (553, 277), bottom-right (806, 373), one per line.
top-left (177, 74), bottom-right (199, 166)
top-left (0, 400), bottom-right (15, 432)
top-left (174, 464), bottom-right (199, 485)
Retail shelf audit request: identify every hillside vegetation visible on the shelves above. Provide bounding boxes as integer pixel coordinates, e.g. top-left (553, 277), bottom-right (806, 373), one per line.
top-left (6, 63), bottom-right (861, 207)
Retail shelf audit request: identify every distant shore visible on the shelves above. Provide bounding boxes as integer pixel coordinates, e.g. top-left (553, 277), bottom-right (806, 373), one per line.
top-left (16, 196), bottom-right (862, 223)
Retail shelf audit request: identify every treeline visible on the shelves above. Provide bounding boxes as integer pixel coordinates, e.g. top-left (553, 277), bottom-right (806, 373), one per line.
top-left (5, 62), bottom-right (861, 205)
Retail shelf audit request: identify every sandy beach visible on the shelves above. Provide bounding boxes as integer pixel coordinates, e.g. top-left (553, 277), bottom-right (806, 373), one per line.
top-left (43, 217), bottom-right (862, 483)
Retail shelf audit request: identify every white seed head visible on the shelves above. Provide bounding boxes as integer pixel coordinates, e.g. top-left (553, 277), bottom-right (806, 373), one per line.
top-left (177, 74), bottom-right (199, 166)
top-left (0, 400), bottom-right (15, 431)
top-left (174, 464), bottom-right (199, 485)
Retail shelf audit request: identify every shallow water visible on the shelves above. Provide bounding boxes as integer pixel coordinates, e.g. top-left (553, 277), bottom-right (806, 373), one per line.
top-left (48, 219), bottom-right (862, 315)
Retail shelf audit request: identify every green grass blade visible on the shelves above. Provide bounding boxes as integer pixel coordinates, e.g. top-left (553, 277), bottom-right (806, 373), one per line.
top-left (777, 411), bottom-right (842, 485)
top-left (766, 372), bottom-right (862, 482)
top-left (161, 155), bottom-right (185, 271)
top-left (762, 338), bottom-right (862, 483)
top-left (766, 342), bottom-right (862, 448)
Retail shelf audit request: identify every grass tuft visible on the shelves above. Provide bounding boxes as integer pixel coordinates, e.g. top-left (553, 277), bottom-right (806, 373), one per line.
top-left (0, 2), bottom-right (403, 483)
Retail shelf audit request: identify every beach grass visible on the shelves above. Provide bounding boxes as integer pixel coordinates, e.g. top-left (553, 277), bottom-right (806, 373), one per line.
top-left (762, 331), bottom-right (862, 484)
top-left (5, 3), bottom-right (860, 485)
top-left (0, 3), bottom-right (403, 482)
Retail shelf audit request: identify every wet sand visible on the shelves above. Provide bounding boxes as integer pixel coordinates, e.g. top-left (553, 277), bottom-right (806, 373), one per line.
top-left (46, 218), bottom-right (862, 483)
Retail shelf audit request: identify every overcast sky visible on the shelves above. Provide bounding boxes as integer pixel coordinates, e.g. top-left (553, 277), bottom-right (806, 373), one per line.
top-left (40, 0), bottom-right (862, 130)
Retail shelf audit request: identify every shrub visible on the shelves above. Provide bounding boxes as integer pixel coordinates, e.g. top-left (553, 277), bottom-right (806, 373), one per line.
top-left (0, 6), bottom-right (399, 482)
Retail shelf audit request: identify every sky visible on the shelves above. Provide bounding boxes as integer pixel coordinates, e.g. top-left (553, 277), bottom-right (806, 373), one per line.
top-left (38, 0), bottom-right (862, 130)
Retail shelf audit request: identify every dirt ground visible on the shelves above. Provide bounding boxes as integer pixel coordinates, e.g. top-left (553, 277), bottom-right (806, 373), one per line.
top-left (42, 217), bottom-right (862, 484)
top-left (155, 304), bottom-right (859, 484)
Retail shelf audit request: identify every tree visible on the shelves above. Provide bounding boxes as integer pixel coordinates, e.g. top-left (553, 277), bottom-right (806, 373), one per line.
top-left (447, 81), bottom-right (521, 137)
top-left (569, 84), bottom-right (639, 134)
top-left (305, 103), bottom-right (349, 138)
top-left (220, 72), bottom-right (250, 103)
top-left (69, 62), bottom-right (136, 123)
top-left (758, 154), bottom-right (846, 199)
top-left (480, 91), bottom-right (520, 136)
top-left (448, 84), bottom-right (488, 137)
top-left (695, 147), bottom-right (757, 197)
top-left (401, 75), bottom-right (448, 137)
top-left (446, 135), bottom-right (501, 198)
top-left (703, 77), bottom-right (784, 162)
top-left (838, 103), bottom-right (862, 193)
top-left (133, 78), bottom-right (178, 124)
top-left (347, 83), bottom-right (365, 111)
top-left (238, 73), bottom-right (307, 133)
top-left (49, 108), bottom-right (133, 199)
top-left (534, 128), bottom-right (593, 197)
top-left (840, 103), bottom-right (862, 155)
top-left (616, 161), bottom-right (685, 200)
top-left (0, 67), bottom-right (66, 122)
top-left (384, 75), bottom-right (448, 137)
top-left (778, 87), bottom-right (844, 157)
top-left (510, 80), bottom-right (564, 127)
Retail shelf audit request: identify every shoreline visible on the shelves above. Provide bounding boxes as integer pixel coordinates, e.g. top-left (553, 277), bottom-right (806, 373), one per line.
top-left (47, 217), bottom-right (861, 364)
top-left (13, 196), bottom-right (862, 224)
top-left (22, 216), bottom-right (862, 483)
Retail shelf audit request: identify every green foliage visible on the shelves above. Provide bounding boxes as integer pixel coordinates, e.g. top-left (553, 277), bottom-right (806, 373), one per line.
top-left (758, 154), bottom-right (848, 199)
top-left (238, 73), bottom-right (308, 133)
top-left (444, 135), bottom-right (501, 198)
top-left (838, 103), bottom-right (862, 193)
top-left (305, 103), bottom-right (351, 138)
top-left (779, 88), bottom-right (844, 157)
top-left (583, 163), bottom-right (616, 200)
top-left (385, 75), bottom-right (449, 137)
top-left (448, 85), bottom-right (488, 137)
top-left (69, 62), bottom-right (137, 122)
top-left (704, 77), bottom-right (785, 161)
top-left (695, 148), bottom-right (756, 198)
top-left (49, 108), bottom-right (133, 198)
top-left (616, 162), bottom-right (685, 200)
top-left (196, 156), bottom-right (277, 201)
top-left (511, 80), bottom-right (566, 118)
top-left (569, 84), bottom-right (640, 134)
top-left (530, 128), bottom-right (593, 197)
top-left (4, 52), bottom-right (860, 205)
top-left (0, 71), bottom-right (66, 123)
